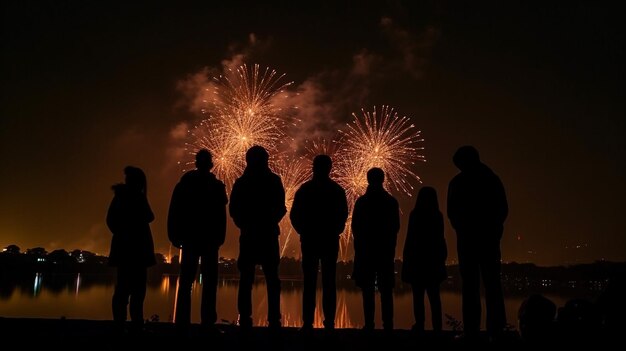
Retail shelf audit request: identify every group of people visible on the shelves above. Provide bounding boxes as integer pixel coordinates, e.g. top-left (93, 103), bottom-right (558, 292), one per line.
top-left (106, 144), bottom-right (509, 340)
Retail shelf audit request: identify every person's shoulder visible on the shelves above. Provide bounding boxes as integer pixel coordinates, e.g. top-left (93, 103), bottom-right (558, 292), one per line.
top-left (387, 193), bottom-right (399, 206)
top-left (111, 183), bottom-right (126, 195)
top-left (301, 178), bottom-right (315, 188)
top-left (269, 171), bottom-right (283, 184)
top-left (354, 194), bottom-right (367, 205)
top-left (231, 176), bottom-right (243, 188)
top-left (207, 172), bottom-right (225, 186)
top-left (180, 169), bottom-right (199, 182)
top-left (448, 172), bottom-right (464, 186)
top-left (296, 179), bottom-right (314, 192)
top-left (212, 179), bottom-right (227, 195)
top-left (329, 179), bottom-right (346, 192)
top-left (450, 171), bottom-right (463, 181)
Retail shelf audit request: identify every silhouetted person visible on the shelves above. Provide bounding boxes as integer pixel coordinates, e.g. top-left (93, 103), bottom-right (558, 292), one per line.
top-left (402, 186), bottom-right (447, 334)
top-left (290, 155), bottom-right (349, 331)
top-left (167, 149), bottom-right (227, 334)
top-left (352, 168), bottom-right (400, 331)
top-left (106, 166), bottom-right (156, 334)
top-left (230, 146), bottom-right (286, 330)
top-left (447, 146), bottom-right (508, 338)
top-left (556, 298), bottom-right (601, 346)
top-left (597, 272), bottom-right (626, 343)
top-left (518, 294), bottom-right (556, 344)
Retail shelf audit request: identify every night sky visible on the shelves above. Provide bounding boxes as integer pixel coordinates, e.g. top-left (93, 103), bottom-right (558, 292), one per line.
top-left (2, 1), bottom-right (624, 265)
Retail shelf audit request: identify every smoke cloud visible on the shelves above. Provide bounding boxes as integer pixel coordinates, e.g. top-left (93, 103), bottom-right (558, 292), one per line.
top-left (171, 17), bottom-right (439, 154)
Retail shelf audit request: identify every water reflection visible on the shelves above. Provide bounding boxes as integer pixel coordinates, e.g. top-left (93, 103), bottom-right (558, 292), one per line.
top-left (0, 273), bottom-right (571, 330)
top-left (75, 273), bottom-right (80, 297)
top-left (33, 273), bottom-right (42, 297)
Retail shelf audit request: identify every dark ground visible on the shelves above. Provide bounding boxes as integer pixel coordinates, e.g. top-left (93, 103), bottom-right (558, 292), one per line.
top-left (0, 317), bottom-right (527, 350)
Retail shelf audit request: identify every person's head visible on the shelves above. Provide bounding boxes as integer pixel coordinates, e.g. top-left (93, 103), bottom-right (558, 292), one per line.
top-left (195, 149), bottom-right (214, 171)
top-left (414, 186), bottom-right (439, 211)
top-left (518, 294), bottom-right (557, 342)
top-left (124, 166), bottom-right (147, 194)
top-left (245, 145), bottom-right (269, 169)
top-left (312, 155), bottom-right (332, 178)
top-left (453, 145), bottom-right (480, 171)
top-left (366, 167), bottom-right (385, 187)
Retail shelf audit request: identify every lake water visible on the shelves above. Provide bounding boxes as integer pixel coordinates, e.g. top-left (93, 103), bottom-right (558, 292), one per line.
top-left (0, 273), bottom-right (569, 330)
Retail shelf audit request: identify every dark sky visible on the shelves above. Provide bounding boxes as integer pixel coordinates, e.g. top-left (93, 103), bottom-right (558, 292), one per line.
top-left (2, 1), bottom-right (624, 265)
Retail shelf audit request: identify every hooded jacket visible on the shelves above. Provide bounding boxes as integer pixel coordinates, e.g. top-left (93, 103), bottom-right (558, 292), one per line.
top-left (106, 184), bottom-right (156, 267)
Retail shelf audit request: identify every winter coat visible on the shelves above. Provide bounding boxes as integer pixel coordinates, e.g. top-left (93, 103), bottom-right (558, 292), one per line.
top-left (106, 184), bottom-right (156, 267)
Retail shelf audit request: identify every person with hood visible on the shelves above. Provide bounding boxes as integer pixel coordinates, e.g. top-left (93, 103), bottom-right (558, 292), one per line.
top-left (106, 166), bottom-right (156, 334)
top-left (352, 167), bottom-right (400, 332)
top-left (447, 145), bottom-right (508, 339)
top-left (229, 145), bottom-right (286, 331)
top-left (168, 149), bottom-right (228, 335)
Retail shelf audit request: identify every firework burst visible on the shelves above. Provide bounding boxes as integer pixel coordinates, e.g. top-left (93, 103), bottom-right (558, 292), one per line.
top-left (185, 63), bottom-right (296, 189)
top-left (337, 105), bottom-right (425, 203)
top-left (303, 138), bottom-right (340, 160)
top-left (206, 63), bottom-right (294, 153)
top-left (182, 64), bottom-right (426, 261)
top-left (183, 119), bottom-right (243, 190)
top-left (271, 154), bottom-right (312, 257)
top-left (332, 105), bottom-right (425, 260)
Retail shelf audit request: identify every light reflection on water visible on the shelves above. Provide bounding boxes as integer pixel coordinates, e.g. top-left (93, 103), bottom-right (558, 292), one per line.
top-left (75, 273), bottom-right (81, 297)
top-left (0, 274), bottom-right (569, 330)
top-left (32, 273), bottom-right (43, 297)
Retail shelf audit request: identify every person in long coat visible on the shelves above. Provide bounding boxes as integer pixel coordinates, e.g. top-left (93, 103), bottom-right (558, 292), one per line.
top-left (106, 166), bottom-right (156, 333)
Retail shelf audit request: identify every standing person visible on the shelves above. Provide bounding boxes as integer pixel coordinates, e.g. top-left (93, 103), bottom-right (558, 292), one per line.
top-left (447, 145), bottom-right (508, 339)
top-left (106, 166), bottom-right (156, 334)
top-left (229, 145), bottom-right (286, 331)
top-left (290, 155), bottom-right (349, 331)
top-left (352, 168), bottom-right (400, 332)
top-left (402, 186), bottom-right (447, 334)
top-left (167, 149), bottom-right (228, 335)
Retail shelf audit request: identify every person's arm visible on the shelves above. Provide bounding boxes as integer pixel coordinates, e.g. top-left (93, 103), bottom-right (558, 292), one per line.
top-left (217, 182), bottom-right (228, 246)
top-left (402, 212), bottom-right (415, 261)
top-left (496, 176), bottom-right (508, 224)
top-left (337, 188), bottom-right (349, 235)
top-left (289, 187), bottom-right (305, 235)
top-left (167, 183), bottom-right (183, 248)
top-left (390, 198), bottom-right (400, 250)
top-left (143, 195), bottom-right (154, 224)
top-left (351, 199), bottom-right (364, 253)
top-left (391, 198), bottom-right (401, 235)
top-left (447, 180), bottom-right (459, 230)
top-left (106, 195), bottom-right (121, 235)
top-left (272, 177), bottom-right (287, 224)
top-left (229, 180), bottom-right (243, 229)
top-left (436, 212), bottom-right (447, 262)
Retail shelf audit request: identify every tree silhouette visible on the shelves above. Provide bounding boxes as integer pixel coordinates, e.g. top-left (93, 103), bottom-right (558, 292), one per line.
top-left (4, 245), bottom-right (20, 254)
